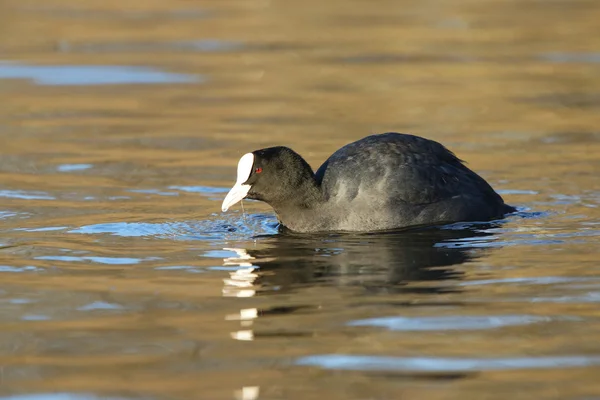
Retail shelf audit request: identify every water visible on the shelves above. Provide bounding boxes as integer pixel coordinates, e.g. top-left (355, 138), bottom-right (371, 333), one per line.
top-left (1, 0), bottom-right (600, 399)
top-left (0, 62), bottom-right (199, 86)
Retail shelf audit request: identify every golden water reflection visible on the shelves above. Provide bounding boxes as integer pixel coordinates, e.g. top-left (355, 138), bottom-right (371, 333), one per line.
top-left (2, 0), bottom-right (600, 398)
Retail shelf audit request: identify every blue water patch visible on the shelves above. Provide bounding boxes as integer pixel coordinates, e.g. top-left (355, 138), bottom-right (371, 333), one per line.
top-left (0, 265), bottom-right (41, 272)
top-left (347, 315), bottom-right (552, 331)
top-left (169, 185), bottom-right (229, 194)
top-left (21, 314), bottom-right (51, 321)
top-left (77, 301), bottom-right (124, 311)
top-left (459, 276), bottom-right (600, 287)
top-left (497, 189), bottom-right (538, 195)
top-left (530, 292), bottom-right (600, 303)
top-left (155, 265), bottom-right (205, 273)
top-left (296, 354), bottom-right (600, 372)
top-left (0, 190), bottom-right (54, 200)
top-left (70, 222), bottom-right (169, 237)
top-left (56, 164), bottom-right (93, 172)
top-left (9, 298), bottom-right (34, 304)
top-left (128, 189), bottom-right (179, 196)
top-left (69, 214), bottom-right (278, 240)
top-left (208, 265), bottom-right (257, 271)
top-left (0, 210), bottom-right (25, 219)
top-left (35, 255), bottom-right (161, 265)
top-left (203, 249), bottom-right (242, 258)
top-left (0, 62), bottom-right (200, 86)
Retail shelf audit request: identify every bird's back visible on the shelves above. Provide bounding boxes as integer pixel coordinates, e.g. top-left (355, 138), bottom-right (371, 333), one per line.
top-left (314, 133), bottom-right (511, 230)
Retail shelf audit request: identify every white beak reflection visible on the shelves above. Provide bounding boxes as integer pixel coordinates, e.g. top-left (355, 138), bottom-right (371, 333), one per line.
top-left (222, 248), bottom-right (258, 298)
top-left (235, 386), bottom-right (260, 400)
top-left (223, 248), bottom-right (260, 346)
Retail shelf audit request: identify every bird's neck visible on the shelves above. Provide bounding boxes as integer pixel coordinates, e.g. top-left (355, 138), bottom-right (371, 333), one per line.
top-left (270, 178), bottom-right (328, 232)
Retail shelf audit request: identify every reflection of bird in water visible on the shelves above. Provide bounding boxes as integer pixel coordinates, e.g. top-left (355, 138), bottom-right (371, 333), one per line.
top-left (222, 223), bottom-right (504, 297)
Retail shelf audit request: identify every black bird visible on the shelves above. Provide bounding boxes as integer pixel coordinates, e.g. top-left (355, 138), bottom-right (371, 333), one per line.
top-left (222, 132), bottom-right (515, 232)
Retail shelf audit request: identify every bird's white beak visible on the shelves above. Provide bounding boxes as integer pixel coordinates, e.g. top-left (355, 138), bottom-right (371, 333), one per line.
top-left (222, 153), bottom-right (254, 212)
top-left (222, 183), bottom-right (251, 212)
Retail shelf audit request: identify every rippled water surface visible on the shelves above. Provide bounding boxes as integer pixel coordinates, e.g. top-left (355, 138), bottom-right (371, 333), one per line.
top-left (1, 0), bottom-right (600, 399)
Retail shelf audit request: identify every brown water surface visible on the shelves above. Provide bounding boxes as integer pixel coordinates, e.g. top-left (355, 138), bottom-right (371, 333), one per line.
top-left (1, 0), bottom-right (600, 399)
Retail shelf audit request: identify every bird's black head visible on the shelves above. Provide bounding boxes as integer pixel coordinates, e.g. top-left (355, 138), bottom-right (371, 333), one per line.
top-left (221, 146), bottom-right (319, 212)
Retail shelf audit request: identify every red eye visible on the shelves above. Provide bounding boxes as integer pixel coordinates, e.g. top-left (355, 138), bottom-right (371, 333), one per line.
top-left (255, 167), bottom-right (263, 174)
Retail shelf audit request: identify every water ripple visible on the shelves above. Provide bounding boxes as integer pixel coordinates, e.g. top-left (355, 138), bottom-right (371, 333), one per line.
top-left (0, 265), bottom-right (42, 273)
top-left (347, 315), bottom-right (554, 331)
top-left (56, 164), bottom-right (93, 172)
top-left (35, 255), bottom-right (160, 265)
top-left (169, 185), bottom-right (230, 194)
top-left (0, 62), bottom-right (200, 86)
top-left (77, 301), bottom-right (124, 311)
top-left (68, 213), bottom-right (278, 240)
top-left (459, 276), bottom-right (600, 287)
top-left (0, 190), bottom-right (54, 200)
top-left (297, 354), bottom-right (600, 372)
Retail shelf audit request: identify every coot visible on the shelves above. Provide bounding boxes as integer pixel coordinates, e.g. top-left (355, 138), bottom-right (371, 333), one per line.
top-left (221, 133), bottom-right (515, 232)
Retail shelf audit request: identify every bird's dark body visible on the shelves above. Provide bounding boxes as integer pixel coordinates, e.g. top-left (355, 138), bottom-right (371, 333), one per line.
top-left (234, 133), bottom-right (515, 232)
